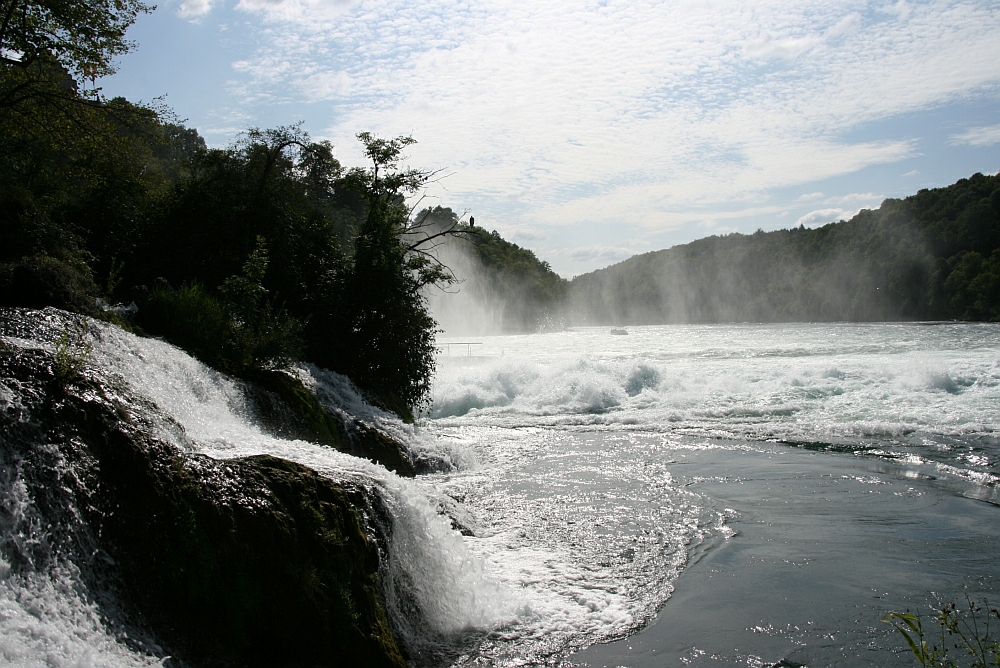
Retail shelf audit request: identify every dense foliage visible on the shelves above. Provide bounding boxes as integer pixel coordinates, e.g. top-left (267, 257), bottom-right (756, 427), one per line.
top-left (1, 0), bottom-right (151, 81)
top-left (569, 173), bottom-right (1000, 324)
top-left (0, 17), bottom-right (454, 415)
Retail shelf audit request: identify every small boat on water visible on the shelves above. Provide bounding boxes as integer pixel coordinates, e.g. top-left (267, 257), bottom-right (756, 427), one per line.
top-left (610, 328), bottom-right (628, 335)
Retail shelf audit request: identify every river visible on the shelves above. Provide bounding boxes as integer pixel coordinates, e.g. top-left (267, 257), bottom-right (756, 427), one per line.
top-left (424, 323), bottom-right (999, 666)
top-left (1, 316), bottom-right (997, 666)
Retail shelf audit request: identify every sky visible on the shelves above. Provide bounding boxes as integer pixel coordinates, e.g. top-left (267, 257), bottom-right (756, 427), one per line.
top-left (101, 0), bottom-right (1000, 277)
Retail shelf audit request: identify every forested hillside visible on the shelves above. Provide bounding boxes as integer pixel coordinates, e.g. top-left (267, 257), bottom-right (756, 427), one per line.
top-left (417, 207), bottom-right (568, 333)
top-left (569, 173), bottom-right (1000, 324)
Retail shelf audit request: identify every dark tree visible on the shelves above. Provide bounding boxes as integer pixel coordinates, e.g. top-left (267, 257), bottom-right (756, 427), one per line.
top-left (325, 134), bottom-right (459, 418)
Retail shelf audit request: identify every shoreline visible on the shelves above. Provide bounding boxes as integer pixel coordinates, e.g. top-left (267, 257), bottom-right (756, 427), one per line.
top-left (570, 441), bottom-right (1000, 667)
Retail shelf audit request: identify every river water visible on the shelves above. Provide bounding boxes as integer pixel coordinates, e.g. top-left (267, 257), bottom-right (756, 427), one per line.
top-left (1, 316), bottom-right (998, 667)
top-left (425, 323), bottom-right (1000, 667)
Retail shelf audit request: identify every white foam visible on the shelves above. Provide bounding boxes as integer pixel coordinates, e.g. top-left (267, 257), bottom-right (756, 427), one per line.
top-left (0, 562), bottom-right (164, 668)
top-left (431, 324), bottom-right (1000, 448)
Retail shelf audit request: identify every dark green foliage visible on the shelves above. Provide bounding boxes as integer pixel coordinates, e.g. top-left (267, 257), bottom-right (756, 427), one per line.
top-left (0, 0), bottom-right (151, 81)
top-left (945, 250), bottom-right (1000, 321)
top-left (141, 282), bottom-right (232, 365)
top-left (133, 125), bottom-right (352, 295)
top-left (129, 127), bottom-right (444, 414)
top-left (320, 134), bottom-right (442, 419)
top-left (139, 238), bottom-right (304, 376)
top-left (570, 173), bottom-right (1000, 323)
top-left (0, 52), bottom-right (181, 317)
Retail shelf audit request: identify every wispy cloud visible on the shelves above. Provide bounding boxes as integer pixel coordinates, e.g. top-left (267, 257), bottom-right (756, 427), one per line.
top-left (237, 0), bottom-right (357, 18)
top-left (796, 208), bottom-right (853, 227)
top-left (950, 124), bottom-right (1000, 147)
top-left (797, 192), bottom-right (825, 201)
top-left (212, 0), bottom-right (1000, 272)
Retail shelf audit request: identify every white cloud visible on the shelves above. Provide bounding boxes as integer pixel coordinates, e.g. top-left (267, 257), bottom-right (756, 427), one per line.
top-left (178, 0), bottom-right (213, 18)
top-left (743, 32), bottom-right (823, 60)
top-left (827, 13), bottom-right (862, 38)
top-left (796, 208), bottom-right (852, 227)
top-left (215, 0), bottom-right (1000, 272)
top-left (237, 0), bottom-right (356, 16)
top-left (297, 70), bottom-right (352, 100)
top-left (880, 0), bottom-right (914, 21)
top-left (949, 124), bottom-right (1000, 147)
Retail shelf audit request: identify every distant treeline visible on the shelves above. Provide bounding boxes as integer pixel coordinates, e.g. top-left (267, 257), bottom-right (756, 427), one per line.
top-left (569, 173), bottom-right (1000, 324)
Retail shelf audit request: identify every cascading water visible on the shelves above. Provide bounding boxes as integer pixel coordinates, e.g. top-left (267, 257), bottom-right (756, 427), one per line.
top-left (4, 312), bottom-right (997, 667)
top-left (0, 310), bottom-right (515, 666)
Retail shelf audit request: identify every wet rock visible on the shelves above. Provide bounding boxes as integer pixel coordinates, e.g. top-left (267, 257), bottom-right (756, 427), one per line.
top-left (243, 368), bottom-right (417, 477)
top-left (0, 320), bottom-right (406, 668)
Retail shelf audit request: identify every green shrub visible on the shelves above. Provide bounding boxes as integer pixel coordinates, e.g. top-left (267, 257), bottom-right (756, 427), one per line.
top-left (883, 596), bottom-right (1000, 667)
top-left (138, 238), bottom-right (303, 376)
top-left (142, 281), bottom-right (231, 365)
top-left (54, 318), bottom-right (93, 385)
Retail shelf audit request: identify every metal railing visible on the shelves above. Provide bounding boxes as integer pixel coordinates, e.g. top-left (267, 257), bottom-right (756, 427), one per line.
top-left (437, 342), bottom-right (484, 356)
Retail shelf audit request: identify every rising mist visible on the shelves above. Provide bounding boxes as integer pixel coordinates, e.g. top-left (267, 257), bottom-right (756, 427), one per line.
top-left (416, 207), bottom-right (568, 335)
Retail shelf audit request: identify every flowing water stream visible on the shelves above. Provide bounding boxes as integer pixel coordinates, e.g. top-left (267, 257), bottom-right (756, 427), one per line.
top-left (1, 316), bottom-right (997, 666)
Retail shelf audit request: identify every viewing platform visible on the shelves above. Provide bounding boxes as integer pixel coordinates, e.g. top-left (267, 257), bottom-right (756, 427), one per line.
top-left (436, 342), bottom-right (484, 356)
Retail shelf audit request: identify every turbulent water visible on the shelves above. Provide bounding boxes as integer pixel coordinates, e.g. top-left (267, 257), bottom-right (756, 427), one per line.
top-left (426, 322), bottom-right (1000, 666)
top-left (1, 317), bottom-right (998, 667)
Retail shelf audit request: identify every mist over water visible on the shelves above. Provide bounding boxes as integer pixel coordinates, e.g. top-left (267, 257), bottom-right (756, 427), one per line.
top-left (422, 211), bottom-right (567, 336)
top-left (565, 210), bottom-right (950, 325)
top-left (426, 240), bottom-right (508, 336)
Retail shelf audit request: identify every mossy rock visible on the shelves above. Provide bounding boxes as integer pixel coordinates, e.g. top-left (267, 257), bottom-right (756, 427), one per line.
top-left (244, 369), bottom-right (416, 477)
top-left (0, 334), bottom-right (406, 668)
top-left (95, 443), bottom-right (405, 668)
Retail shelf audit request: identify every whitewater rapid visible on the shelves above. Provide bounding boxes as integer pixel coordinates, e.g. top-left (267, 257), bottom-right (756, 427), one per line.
top-left (0, 313), bottom-right (513, 667)
top-left (2, 315), bottom-right (997, 667)
top-left (430, 323), bottom-right (1000, 490)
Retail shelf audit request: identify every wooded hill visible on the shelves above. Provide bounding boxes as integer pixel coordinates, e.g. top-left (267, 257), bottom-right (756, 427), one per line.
top-left (568, 172), bottom-right (1000, 324)
top-left (416, 206), bottom-right (568, 333)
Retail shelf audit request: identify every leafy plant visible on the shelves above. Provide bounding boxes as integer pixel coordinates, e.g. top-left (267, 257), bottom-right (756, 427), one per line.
top-left (53, 317), bottom-right (92, 384)
top-left (139, 237), bottom-right (302, 376)
top-left (219, 236), bottom-right (303, 373)
top-left (883, 595), bottom-right (1000, 667)
top-left (329, 133), bottom-right (451, 418)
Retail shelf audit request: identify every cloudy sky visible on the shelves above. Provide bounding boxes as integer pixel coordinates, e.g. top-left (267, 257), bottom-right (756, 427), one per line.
top-left (103, 0), bottom-right (1000, 276)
